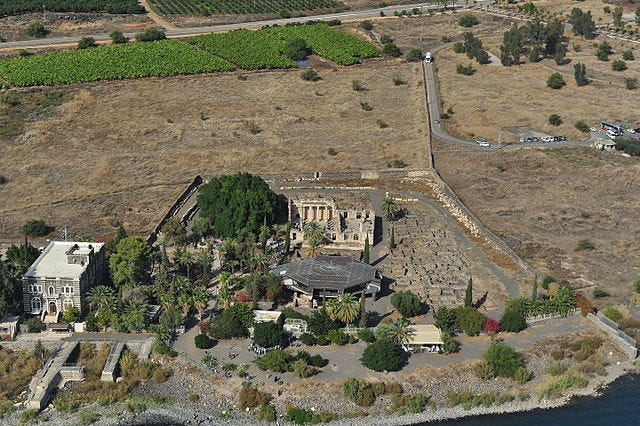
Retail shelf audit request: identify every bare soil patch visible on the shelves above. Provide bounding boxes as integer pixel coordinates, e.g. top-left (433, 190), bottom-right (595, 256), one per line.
top-left (0, 12), bottom-right (154, 42)
top-left (0, 60), bottom-right (427, 239)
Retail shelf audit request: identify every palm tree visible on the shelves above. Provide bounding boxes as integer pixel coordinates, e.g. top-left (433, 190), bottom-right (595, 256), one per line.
top-left (177, 293), bottom-right (192, 316)
top-left (252, 253), bottom-right (269, 274)
top-left (326, 293), bottom-right (360, 326)
top-left (381, 196), bottom-right (400, 221)
top-left (159, 293), bottom-right (176, 310)
top-left (307, 238), bottom-right (322, 257)
top-left (303, 221), bottom-right (325, 242)
top-left (174, 247), bottom-right (194, 279)
top-left (377, 318), bottom-right (416, 349)
top-left (217, 287), bottom-right (233, 309)
top-left (86, 285), bottom-right (117, 312)
top-left (192, 286), bottom-right (208, 321)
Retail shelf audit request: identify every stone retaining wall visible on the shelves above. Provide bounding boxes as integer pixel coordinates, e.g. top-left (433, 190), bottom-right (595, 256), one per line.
top-left (587, 312), bottom-right (638, 359)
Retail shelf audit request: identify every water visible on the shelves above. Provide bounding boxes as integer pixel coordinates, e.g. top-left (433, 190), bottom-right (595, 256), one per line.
top-left (429, 374), bottom-right (640, 425)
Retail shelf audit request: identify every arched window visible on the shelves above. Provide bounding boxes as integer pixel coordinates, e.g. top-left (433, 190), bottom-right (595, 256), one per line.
top-left (63, 299), bottom-right (73, 310)
top-left (48, 286), bottom-right (55, 296)
top-left (31, 297), bottom-right (41, 313)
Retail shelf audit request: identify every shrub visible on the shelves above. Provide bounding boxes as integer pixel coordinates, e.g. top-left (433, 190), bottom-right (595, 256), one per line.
top-left (456, 63), bottom-right (476, 75)
top-left (255, 349), bottom-right (292, 373)
top-left (26, 22), bottom-right (48, 38)
top-left (109, 29), bottom-right (128, 44)
top-left (574, 121), bottom-right (590, 134)
top-left (308, 354), bottom-right (328, 368)
top-left (483, 342), bottom-right (525, 379)
top-left (0, 400), bottom-right (15, 419)
top-left (575, 238), bottom-right (595, 250)
top-left (458, 14), bottom-right (479, 27)
top-left (383, 43), bottom-right (402, 57)
top-left (352, 80), bottom-right (365, 91)
top-left (77, 411), bottom-right (98, 425)
top-left (625, 77), bottom-right (638, 90)
top-left (376, 119), bottom-right (388, 128)
top-left (286, 407), bottom-right (314, 425)
top-left (153, 339), bottom-right (176, 357)
top-left (392, 77), bottom-right (406, 86)
top-left (360, 339), bottom-right (406, 372)
top-left (592, 288), bottom-right (610, 298)
top-left (301, 69), bottom-right (320, 81)
top-left (622, 50), bottom-right (635, 61)
top-left (391, 290), bottom-right (422, 317)
top-left (299, 333), bottom-right (316, 346)
top-left (380, 34), bottom-right (393, 44)
top-left (343, 378), bottom-right (378, 407)
top-left (316, 335), bottom-right (330, 346)
top-left (441, 334), bottom-right (460, 354)
top-left (405, 48), bottom-right (424, 62)
top-left (135, 28), bottom-right (166, 42)
top-left (408, 394), bottom-right (429, 413)
top-left (292, 359), bottom-right (315, 378)
top-left (474, 360), bottom-right (495, 380)
top-left (259, 403), bottom-right (277, 422)
top-left (612, 60), bottom-right (627, 71)
top-left (20, 408), bottom-right (39, 424)
top-left (453, 306), bottom-right (486, 336)
top-left (27, 317), bottom-right (43, 333)
top-left (283, 38), bottom-right (311, 61)
top-left (453, 42), bottom-right (466, 54)
top-left (357, 329), bottom-right (376, 343)
top-left (514, 367), bottom-right (532, 384)
top-left (152, 366), bottom-right (172, 383)
top-left (542, 276), bottom-right (556, 290)
top-left (576, 293), bottom-right (595, 316)
top-left (539, 373), bottom-right (589, 398)
top-left (187, 393), bottom-right (200, 403)
top-left (547, 73), bottom-right (566, 89)
top-left (327, 329), bottom-right (349, 345)
top-left (194, 333), bottom-right (214, 349)
top-left (547, 361), bottom-right (568, 376)
top-left (634, 280), bottom-right (640, 294)
top-left (360, 20), bottom-right (374, 31)
top-left (238, 386), bottom-right (271, 410)
top-left (603, 306), bottom-right (622, 322)
top-left (253, 322), bottom-right (287, 349)
top-left (500, 309), bottom-right (526, 332)
top-left (360, 101), bottom-right (373, 111)
top-left (78, 37), bottom-right (97, 50)
top-left (548, 114), bottom-right (562, 126)
top-left (483, 318), bottom-right (501, 334)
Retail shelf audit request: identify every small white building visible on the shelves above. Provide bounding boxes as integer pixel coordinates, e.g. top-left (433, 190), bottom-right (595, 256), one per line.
top-left (0, 315), bottom-right (20, 340)
top-left (594, 138), bottom-right (616, 151)
top-left (407, 324), bottom-right (444, 352)
top-left (22, 241), bottom-right (106, 322)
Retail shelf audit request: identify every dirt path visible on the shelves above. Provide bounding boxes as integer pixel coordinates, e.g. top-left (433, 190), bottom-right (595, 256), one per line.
top-left (138, 0), bottom-right (178, 30)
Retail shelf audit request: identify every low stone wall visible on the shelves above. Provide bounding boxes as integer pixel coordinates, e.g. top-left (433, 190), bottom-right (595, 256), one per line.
top-left (526, 309), bottom-right (579, 324)
top-left (587, 312), bottom-right (638, 359)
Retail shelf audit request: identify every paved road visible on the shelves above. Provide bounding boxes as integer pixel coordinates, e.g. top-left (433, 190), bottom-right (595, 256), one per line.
top-left (0, 2), bottom-right (460, 50)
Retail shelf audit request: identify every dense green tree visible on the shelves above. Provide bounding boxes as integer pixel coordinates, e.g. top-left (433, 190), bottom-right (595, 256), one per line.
top-left (159, 307), bottom-right (183, 338)
top-left (5, 239), bottom-right (40, 274)
top-left (464, 32), bottom-right (489, 64)
top-left (108, 236), bottom-right (152, 287)
top-left (612, 60), bottom-right (627, 71)
top-left (458, 14), bottom-right (479, 27)
top-left (500, 309), bottom-right (526, 332)
top-left (405, 48), bottom-right (423, 62)
top-left (547, 73), bottom-right (566, 89)
top-left (500, 26), bottom-right (523, 66)
top-left (362, 235), bottom-right (370, 264)
top-left (255, 349), bottom-right (292, 372)
top-left (194, 333), bottom-right (214, 349)
top-left (21, 219), bottom-right (50, 237)
top-left (360, 338), bottom-right (407, 372)
top-left (548, 114), bottom-right (562, 126)
top-left (569, 8), bottom-right (596, 39)
top-left (197, 173), bottom-right (278, 238)
top-left (308, 308), bottom-right (340, 336)
top-left (282, 38), bottom-right (311, 61)
top-left (483, 342), bottom-right (525, 378)
top-left (210, 310), bottom-right (248, 339)
top-left (390, 290), bottom-right (422, 317)
top-left (464, 276), bottom-right (473, 307)
top-left (253, 321), bottom-right (288, 348)
top-left (161, 217), bottom-right (187, 246)
top-left (574, 63), bottom-right (588, 86)
top-left (382, 42), bottom-right (402, 57)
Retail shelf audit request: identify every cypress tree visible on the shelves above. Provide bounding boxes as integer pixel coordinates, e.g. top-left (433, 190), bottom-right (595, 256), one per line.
top-left (284, 223), bottom-right (291, 254)
top-left (358, 290), bottom-right (367, 328)
top-left (464, 276), bottom-right (473, 307)
top-left (532, 277), bottom-right (538, 300)
top-left (363, 235), bottom-right (370, 264)
top-left (389, 226), bottom-right (396, 249)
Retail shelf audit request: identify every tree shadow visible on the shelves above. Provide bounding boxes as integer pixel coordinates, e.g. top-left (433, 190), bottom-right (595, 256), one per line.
top-left (473, 291), bottom-right (489, 310)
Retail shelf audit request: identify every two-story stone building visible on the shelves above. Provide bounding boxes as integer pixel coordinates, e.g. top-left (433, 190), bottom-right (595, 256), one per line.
top-left (22, 241), bottom-right (106, 321)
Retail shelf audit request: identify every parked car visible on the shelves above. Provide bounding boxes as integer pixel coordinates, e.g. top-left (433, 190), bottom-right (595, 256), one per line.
top-left (541, 136), bottom-right (554, 142)
top-left (475, 139), bottom-right (486, 144)
top-left (531, 137), bottom-right (539, 142)
top-left (478, 141), bottom-right (490, 147)
top-left (434, 119), bottom-right (440, 124)
top-left (590, 127), bottom-right (598, 132)
top-left (519, 137), bottom-right (526, 143)
top-left (526, 137), bottom-right (533, 142)
top-left (559, 136), bottom-right (566, 141)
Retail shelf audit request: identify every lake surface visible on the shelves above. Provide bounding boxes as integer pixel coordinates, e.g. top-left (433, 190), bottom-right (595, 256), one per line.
top-left (429, 374), bottom-right (640, 426)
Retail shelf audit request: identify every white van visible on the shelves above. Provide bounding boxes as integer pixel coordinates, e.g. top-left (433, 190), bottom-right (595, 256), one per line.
top-left (424, 52), bottom-right (433, 63)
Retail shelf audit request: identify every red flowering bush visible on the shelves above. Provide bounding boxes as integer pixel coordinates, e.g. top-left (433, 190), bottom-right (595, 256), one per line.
top-left (576, 293), bottom-right (595, 316)
top-left (234, 291), bottom-right (252, 303)
top-left (484, 318), bottom-right (501, 334)
top-left (198, 320), bottom-right (211, 335)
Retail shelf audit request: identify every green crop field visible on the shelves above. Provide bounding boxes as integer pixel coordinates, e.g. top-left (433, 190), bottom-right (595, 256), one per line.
top-left (190, 23), bottom-right (380, 70)
top-left (0, 24), bottom-right (378, 87)
top-left (0, 0), bottom-right (144, 17)
top-left (0, 40), bottom-right (233, 87)
top-left (149, 0), bottom-right (342, 15)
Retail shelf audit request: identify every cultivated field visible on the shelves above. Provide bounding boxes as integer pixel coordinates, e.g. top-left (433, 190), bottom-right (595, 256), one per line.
top-left (0, 60), bottom-right (427, 239)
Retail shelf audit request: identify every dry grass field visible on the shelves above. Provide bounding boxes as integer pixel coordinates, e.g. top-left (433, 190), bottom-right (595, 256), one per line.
top-left (433, 143), bottom-right (640, 300)
top-left (0, 59), bottom-right (427, 239)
